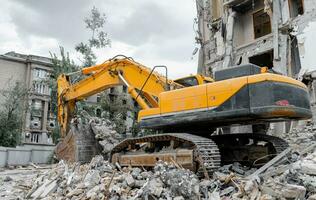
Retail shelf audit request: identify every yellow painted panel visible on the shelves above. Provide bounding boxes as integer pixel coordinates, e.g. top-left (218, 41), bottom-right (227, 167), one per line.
top-left (159, 85), bottom-right (207, 114)
top-left (248, 73), bottom-right (307, 88)
top-left (206, 77), bottom-right (247, 107)
top-left (138, 108), bottom-right (160, 121)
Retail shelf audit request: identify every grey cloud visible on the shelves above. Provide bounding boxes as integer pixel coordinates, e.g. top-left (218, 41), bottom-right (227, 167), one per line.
top-left (4, 0), bottom-right (198, 68)
top-left (10, 0), bottom-right (92, 48)
top-left (108, 1), bottom-right (188, 46)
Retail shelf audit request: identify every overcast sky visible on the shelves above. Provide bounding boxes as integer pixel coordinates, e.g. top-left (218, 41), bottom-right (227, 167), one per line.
top-left (0, 0), bottom-right (199, 78)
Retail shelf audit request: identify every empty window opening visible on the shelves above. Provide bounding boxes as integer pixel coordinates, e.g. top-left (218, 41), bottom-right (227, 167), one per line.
top-left (253, 9), bottom-right (271, 39)
top-left (96, 95), bottom-right (101, 103)
top-left (109, 95), bottom-right (116, 102)
top-left (110, 88), bottom-right (115, 94)
top-left (249, 50), bottom-right (274, 69)
top-left (289, 0), bottom-right (304, 18)
top-left (122, 85), bottom-right (127, 93)
top-left (96, 109), bottom-right (101, 117)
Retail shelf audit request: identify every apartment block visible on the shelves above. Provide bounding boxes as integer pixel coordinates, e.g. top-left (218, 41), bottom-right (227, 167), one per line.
top-left (0, 52), bottom-right (55, 145)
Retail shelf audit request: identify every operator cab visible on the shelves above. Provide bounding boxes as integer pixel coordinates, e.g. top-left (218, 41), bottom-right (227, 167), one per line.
top-left (174, 75), bottom-right (214, 87)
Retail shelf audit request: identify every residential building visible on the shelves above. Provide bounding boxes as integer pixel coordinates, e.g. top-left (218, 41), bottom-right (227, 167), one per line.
top-left (0, 52), bottom-right (55, 145)
top-left (195, 0), bottom-right (316, 133)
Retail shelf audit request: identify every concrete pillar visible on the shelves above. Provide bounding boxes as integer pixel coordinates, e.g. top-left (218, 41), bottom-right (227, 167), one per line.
top-left (42, 100), bottom-right (49, 131)
top-left (25, 99), bottom-right (32, 130)
top-left (270, 122), bottom-right (286, 135)
top-left (41, 132), bottom-right (48, 144)
top-left (22, 61), bottom-right (32, 143)
top-left (223, 11), bottom-right (236, 68)
top-left (273, 0), bottom-right (281, 60)
top-left (276, 34), bottom-right (289, 75)
top-left (280, 0), bottom-right (290, 24)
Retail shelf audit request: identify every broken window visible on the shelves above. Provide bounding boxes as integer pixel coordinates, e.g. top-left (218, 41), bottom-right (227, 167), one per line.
top-left (109, 95), bottom-right (116, 102)
top-left (96, 109), bottom-right (101, 117)
top-left (110, 88), bottom-right (115, 94)
top-left (122, 85), bottom-right (127, 93)
top-left (289, 0), bottom-right (304, 18)
top-left (249, 50), bottom-right (274, 69)
top-left (253, 9), bottom-right (271, 39)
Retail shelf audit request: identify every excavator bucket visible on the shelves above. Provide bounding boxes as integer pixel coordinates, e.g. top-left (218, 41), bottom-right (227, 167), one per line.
top-left (55, 123), bottom-right (101, 163)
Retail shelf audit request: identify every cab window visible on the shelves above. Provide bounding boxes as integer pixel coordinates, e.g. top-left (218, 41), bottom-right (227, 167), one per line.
top-left (175, 77), bottom-right (199, 87)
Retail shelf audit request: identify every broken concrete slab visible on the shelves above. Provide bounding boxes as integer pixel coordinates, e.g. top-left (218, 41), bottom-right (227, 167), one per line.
top-left (125, 174), bottom-right (135, 187)
top-left (247, 147), bottom-right (292, 179)
top-left (294, 160), bottom-right (316, 175)
top-left (281, 184), bottom-right (306, 199)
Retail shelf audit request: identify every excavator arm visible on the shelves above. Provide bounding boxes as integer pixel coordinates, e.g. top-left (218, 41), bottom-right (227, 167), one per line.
top-left (57, 56), bottom-right (183, 137)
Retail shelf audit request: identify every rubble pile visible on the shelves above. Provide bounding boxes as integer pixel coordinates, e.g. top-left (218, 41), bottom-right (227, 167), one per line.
top-left (279, 122), bottom-right (316, 151)
top-left (24, 156), bottom-right (204, 200)
top-left (22, 144), bottom-right (316, 199)
top-left (2, 120), bottom-right (316, 199)
top-left (89, 117), bottom-right (121, 155)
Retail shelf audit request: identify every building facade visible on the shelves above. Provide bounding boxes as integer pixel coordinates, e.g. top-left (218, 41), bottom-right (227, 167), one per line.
top-left (0, 52), bottom-right (55, 145)
top-left (196, 0), bottom-right (316, 76)
top-left (195, 0), bottom-right (316, 132)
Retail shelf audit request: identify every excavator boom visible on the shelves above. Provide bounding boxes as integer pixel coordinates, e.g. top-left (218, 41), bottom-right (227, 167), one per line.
top-left (57, 56), bottom-right (182, 137)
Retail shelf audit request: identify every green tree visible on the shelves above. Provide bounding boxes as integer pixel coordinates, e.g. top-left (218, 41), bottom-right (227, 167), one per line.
top-left (49, 6), bottom-right (110, 141)
top-left (100, 91), bottom-right (136, 134)
top-left (0, 81), bottom-right (29, 147)
top-left (75, 6), bottom-right (111, 67)
top-left (74, 6), bottom-right (111, 117)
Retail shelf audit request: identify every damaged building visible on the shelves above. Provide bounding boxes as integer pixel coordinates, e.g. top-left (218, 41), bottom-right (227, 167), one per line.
top-left (196, 0), bottom-right (316, 132)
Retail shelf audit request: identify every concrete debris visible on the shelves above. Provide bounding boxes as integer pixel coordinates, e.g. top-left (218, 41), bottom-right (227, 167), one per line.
top-left (1, 122), bottom-right (316, 199)
top-left (22, 158), bottom-right (202, 200)
top-left (89, 117), bottom-right (122, 155)
top-left (3, 176), bottom-right (13, 182)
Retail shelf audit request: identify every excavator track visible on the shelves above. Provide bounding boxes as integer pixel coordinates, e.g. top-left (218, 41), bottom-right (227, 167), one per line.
top-left (110, 133), bottom-right (221, 176)
top-left (210, 133), bottom-right (289, 166)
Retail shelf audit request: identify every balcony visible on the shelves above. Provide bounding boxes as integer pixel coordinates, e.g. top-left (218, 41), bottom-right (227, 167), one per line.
top-left (31, 109), bottom-right (43, 117)
top-left (224, 0), bottom-right (254, 13)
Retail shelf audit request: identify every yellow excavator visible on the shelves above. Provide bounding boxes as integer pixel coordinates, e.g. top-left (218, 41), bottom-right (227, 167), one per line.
top-left (56, 55), bottom-right (311, 175)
